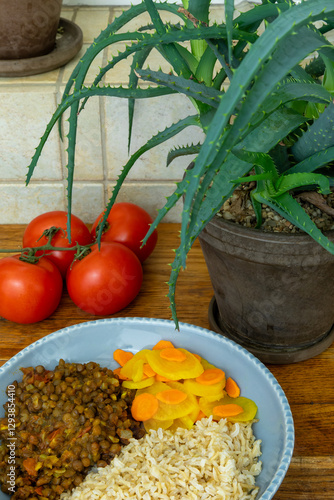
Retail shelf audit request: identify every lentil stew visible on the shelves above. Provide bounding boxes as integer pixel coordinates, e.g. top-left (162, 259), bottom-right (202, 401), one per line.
top-left (0, 360), bottom-right (145, 499)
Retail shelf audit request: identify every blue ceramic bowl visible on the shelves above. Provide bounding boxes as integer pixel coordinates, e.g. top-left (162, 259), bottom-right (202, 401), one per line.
top-left (0, 318), bottom-right (294, 499)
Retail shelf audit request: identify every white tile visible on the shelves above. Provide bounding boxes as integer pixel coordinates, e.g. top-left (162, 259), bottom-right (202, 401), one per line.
top-left (61, 93), bottom-right (104, 180)
top-left (74, 8), bottom-right (111, 43)
top-left (0, 184), bottom-right (65, 224)
top-left (71, 182), bottom-right (105, 223)
top-left (104, 93), bottom-right (204, 181)
top-left (106, 182), bottom-right (183, 223)
top-left (0, 90), bottom-right (62, 181)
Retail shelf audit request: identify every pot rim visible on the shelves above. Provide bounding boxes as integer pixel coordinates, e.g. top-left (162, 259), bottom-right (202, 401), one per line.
top-left (206, 214), bottom-right (334, 244)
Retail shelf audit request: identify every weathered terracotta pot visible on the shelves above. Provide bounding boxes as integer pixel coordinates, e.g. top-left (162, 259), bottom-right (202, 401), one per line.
top-left (0, 0), bottom-right (62, 60)
top-left (200, 216), bottom-right (334, 364)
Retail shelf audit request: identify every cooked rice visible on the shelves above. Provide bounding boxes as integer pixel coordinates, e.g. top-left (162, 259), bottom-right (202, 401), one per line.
top-left (61, 416), bottom-right (262, 500)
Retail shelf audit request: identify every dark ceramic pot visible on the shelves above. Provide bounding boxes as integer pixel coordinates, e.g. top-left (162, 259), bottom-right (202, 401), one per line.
top-left (199, 216), bottom-right (334, 364)
top-left (0, 0), bottom-right (62, 60)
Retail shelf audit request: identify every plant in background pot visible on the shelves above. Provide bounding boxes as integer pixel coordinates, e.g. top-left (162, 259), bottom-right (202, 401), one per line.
top-left (26, 0), bottom-right (334, 363)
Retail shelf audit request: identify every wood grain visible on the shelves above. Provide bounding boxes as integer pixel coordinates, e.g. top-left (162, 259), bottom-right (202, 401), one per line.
top-left (0, 223), bottom-right (334, 499)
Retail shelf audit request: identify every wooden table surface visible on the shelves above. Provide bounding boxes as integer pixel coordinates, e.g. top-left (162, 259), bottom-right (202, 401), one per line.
top-left (0, 223), bottom-right (333, 499)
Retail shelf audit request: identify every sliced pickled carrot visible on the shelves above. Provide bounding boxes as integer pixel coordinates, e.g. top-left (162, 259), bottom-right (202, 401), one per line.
top-left (160, 348), bottom-right (187, 362)
top-left (196, 368), bottom-right (225, 386)
top-left (153, 340), bottom-right (175, 350)
top-left (156, 389), bottom-right (187, 405)
top-left (225, 377), bottom-right (240, 398)
top-left (213, 404), bottom-right (244, 418)
top-left (131, 393), bottom-right (159, 421)
top-left (113, 349), bottom-right (134, 367)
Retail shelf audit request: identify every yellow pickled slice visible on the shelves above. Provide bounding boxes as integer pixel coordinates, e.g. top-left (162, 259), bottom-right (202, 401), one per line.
top-left (137, 380), bottom-right (199, 421)
top-left (199, 357), bottom-right (217, 370)
top-left (152, 380), bottom-right (199, 421)
top-left (199, 396), bottom-right (258, 422)
top-left (183, 378), bottom-right (226, 398)
top-left (144, 418), bottom-right (174, 432)
top-left (178, 414), bottom-right (195, 429)
top-left (122, 376), bottom-right (155, 390)
top-left (120, 349), bottom-right (150, 381)
top-left (136, 381), bottom-right (170, 397)
top-left (145, 348), bottom-right (204, 380)
top-left (168, 417), bottom-right (192, 432)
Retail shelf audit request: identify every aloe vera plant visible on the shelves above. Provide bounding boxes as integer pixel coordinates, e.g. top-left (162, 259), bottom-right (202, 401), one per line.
top-left (27, 0), bottom-right (334, 326)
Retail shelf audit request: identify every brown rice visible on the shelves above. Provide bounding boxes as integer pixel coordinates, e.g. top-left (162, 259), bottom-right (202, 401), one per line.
top-left (61, 416), bottom-right (262, 500)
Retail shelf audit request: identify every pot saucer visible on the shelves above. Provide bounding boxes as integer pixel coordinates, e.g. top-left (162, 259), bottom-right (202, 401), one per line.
top-left (208, 296), bottom-right (334, 364)
top-left (0, 18), bottom-right (83, 77)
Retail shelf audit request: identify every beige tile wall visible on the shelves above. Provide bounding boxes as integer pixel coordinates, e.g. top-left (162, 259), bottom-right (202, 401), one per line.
top-left (0, 3), bottom-right (249, 224)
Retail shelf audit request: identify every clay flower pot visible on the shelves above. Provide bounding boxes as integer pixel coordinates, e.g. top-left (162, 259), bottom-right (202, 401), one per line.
top-left (0, 0), bottom-right (63, 60)
top-left (200, 216), bottom-right (334, 364)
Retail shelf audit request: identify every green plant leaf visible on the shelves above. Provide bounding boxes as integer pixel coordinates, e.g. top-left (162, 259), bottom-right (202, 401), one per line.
top-left (225, 0), bottom-right (234, 67)
top-left (291, 102), bottom-right (334, 161)
top-left (253, 191), bottom-right (334, 254)
top-left (136, 68), bottom-right (223, 107)
top-left (181, 2), bottom-right (334, 266)
top-left (188, 0), bottom-right (210, 23)
top-left (274, 172), bottom-right (331, 197)
top-left (166, 143), bottom-right (202, 167)
top-left (97, 114), bottom-right (201, 245)
top-left (194, 45), bottom-right (218, 86)
top-left (144, 0), bottom-right (192, 78)
top-left (128, 46), bottom-right (153, 153)
top-left (286, 146), bottom-right (334, 174)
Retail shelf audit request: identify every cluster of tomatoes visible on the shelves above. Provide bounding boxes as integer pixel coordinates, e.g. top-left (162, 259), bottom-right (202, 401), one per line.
top-left (0, 203), bottom-right (158, 324)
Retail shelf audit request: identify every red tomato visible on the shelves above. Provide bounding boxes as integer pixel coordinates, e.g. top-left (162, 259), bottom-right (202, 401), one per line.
top-left (0, 255), bottom-right (63, 324)
top-left (22, 211), bottom-right (93, 278)
top-left (91, 203), bottom-right (158, 262)
top-left (66, 242), bottom-right (143, 315)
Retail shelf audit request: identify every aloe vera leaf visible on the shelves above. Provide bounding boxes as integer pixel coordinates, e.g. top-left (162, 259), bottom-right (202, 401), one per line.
top-left (225, 0), bottom-right (235, 67)
top-left (166, 143), bottom-right (202, 167)
top-left (181, 2), bottom-right (334, 259)
top-left (63, 2), bottom-right (191, 101)
top-left (96, 114), bottom-right (201, 246)
top-left (144, 0), bottom-right (192, 78)
top-left (77, 3), bottom-right (199, 113)
top-left (128, 46), bottom-right (153, 153)
top-left (291, 102), bottom-right (334, 161)
top-left (274, 172), bottom-right (331, 197)
top-left (241, 108), bottom-right (307, 154)
top-left (206, 39), bottom-right (233, 82)
top-left (187, 0), bottom-right (210, 61)
top-left (26, 85), bottom-right (177, 185)
top-left (167, 153), bottom-right (253, 324)
top-left (136, 68), bottom-right (223, 107)
top-left (187, 0), bottom-right (210, 23)
top-left (305, 55), bottom-right (326, 79)
top-left (232, 149), bottom-right (279, 178)
top-left (290, 63), bottom-right (318, 84)
top-left (174, 44), bottom-right (199, 75)
top-left (261, 80), bottom-right (332, 115)
top-left (250, 187), bottom-right (263, 228)
top-left (286, 146), bottom-right (334, 174)
top-left (253, 191), bottom-right (334, 254)
top-left (235, 1), bottom-right (290, 30)
top-left (194, 45), bottom-right (218, 86)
